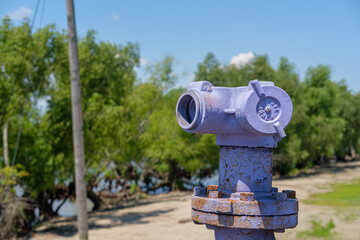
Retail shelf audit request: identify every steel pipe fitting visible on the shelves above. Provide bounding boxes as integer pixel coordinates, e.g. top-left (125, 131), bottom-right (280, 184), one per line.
top-left (176, 80), bottom-right (298, 240)
top-left (176, 80), bottom-right (293, 148)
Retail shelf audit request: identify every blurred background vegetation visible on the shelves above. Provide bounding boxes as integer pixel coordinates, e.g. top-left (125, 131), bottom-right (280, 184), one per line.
top-left (1, 18), bottom-right (360, 238)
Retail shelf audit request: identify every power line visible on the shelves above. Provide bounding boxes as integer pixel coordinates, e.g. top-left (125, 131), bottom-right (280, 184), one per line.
top-left (39, 0), bottom-right (46, 28)
top-left (0, 0), bottom-right (42, 222)
top-left (0, 0), bottom-right (41, 128)
top-left (10, 0), bottom-right (48, 168)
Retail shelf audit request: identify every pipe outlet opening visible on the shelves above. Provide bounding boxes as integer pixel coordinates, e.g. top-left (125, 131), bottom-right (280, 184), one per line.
top-left (176, 92), bottom-right (201, 130)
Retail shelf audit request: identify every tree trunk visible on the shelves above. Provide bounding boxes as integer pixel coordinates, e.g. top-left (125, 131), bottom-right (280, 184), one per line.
top-left (87, 189), bottom-right (102, 211)
top-left (37, 192), bottom-right (57, 219)
top-left (169, 159), bottom-right (177, 191)
top-left (350, 147), bottom-right (356, 159)
top-left (3, 120), bottom-right (9, 167)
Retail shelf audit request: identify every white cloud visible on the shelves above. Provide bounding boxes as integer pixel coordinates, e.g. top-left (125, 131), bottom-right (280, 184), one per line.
top-left (7, 7), bottom-right (33, 20)
top-left (230, 52), bottom-right (255, 68)
top-left (140, 58), bottom-right (149, 66)
top-left (188, 73), bottom-right (195, 82)
top-left (112, 14), bottom-right (120, 21)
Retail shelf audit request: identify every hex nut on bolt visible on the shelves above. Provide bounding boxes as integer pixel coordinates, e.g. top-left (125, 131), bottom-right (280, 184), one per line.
top-left (207, 185), bottom-right (219, 191)
top-left (282, 190), bottom-right (296, 199)
top-left (230, 192), bottom-right (254, 201)
top-left (208, 190), bottom-right (223, 198)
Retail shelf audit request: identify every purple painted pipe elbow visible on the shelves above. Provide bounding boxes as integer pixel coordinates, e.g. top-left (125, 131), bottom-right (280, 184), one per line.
top-left (176, 80), bottom-right (293, 148)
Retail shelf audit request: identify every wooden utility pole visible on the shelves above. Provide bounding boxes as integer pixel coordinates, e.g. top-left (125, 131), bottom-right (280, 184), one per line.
top-left (66, 0), bottom-right (88, 239)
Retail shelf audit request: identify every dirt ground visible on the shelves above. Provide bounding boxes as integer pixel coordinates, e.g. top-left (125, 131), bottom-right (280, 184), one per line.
top-left (31, 161), bottom-right (360, 240)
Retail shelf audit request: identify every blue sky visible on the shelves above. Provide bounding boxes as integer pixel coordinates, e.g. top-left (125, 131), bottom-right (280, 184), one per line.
top-left (1, 0), bottom-right (359, 91)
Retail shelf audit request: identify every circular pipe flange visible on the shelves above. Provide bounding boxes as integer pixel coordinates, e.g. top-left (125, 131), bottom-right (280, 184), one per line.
top-left (192, 209), bottom-right (298, 230)
top-left (191, 195), bottom-right (298, 216)
top-left (176, 91), bottom-right (202, 130)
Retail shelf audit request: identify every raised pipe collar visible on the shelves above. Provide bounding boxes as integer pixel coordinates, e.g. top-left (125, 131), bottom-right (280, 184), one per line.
top-left (175, 80), bottom-right (293, 148)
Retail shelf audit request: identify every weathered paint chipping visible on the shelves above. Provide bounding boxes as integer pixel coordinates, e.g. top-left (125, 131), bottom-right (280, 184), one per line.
top-left (192, 194), bottom-right (298, 216)
top-left (219, 147), bottom-right (273, 193)
top-left (192, 209), bottom-right (298, 229)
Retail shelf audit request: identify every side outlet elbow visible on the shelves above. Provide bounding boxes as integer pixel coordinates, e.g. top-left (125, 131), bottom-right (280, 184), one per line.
top-left (175, 80), bottom-right (293, 148)
top-left (176, 91), bottom-right (203, 131)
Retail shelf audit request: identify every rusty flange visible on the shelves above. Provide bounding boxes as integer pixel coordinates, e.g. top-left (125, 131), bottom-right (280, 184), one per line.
top-left (192, 209), bottom-right (297, 229)
top-left (192, 185), bottom-right (298, 230)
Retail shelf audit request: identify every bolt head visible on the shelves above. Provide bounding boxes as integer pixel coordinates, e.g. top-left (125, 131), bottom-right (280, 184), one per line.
top-left (230, 192), bottom-right (254, 201)
top-left (206, 185), bottom-right (218, 191)
top-left (207, 190), bottom-right (222, 198)
top-left (282, 190), bottom-right (296, 199)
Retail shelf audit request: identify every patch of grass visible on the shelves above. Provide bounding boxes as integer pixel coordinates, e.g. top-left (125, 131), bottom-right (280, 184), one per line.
top-left (288, 168), bottom-right (300, 176)
top-left (343, 211), bottom-right (357, 222)
top-left (297, 219), bottom-right (336, 238)
top-left (334, 208), bottom-right (359, 222)
top-left (305, 179), bottom-right (360, 207)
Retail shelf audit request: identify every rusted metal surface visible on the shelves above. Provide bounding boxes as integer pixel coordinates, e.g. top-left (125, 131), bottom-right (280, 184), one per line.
top-left (207, 185), bottom-right (219, 191)
top-left (219, 147), bottom-right (273, 193)
top-left (214, 228), bottom-right (276, 240)
top-left (192, 209), bottom-right (298, 229)
top-left (208, 190), bottom-right (223, 199)
top-left (282, 190), bottom-right (296, 199)
top-left (175, 80), bottom-right (298, 239)
top-left (192, 195), bottom-right (298, 216)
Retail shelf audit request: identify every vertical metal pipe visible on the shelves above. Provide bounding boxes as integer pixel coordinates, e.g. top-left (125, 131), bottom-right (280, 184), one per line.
top-left (214, 228), bottom-right (275, 240)
top-left (219, 147), bottom-right (273, 193)
top-left (217, 147), bottom-right (274, 239)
